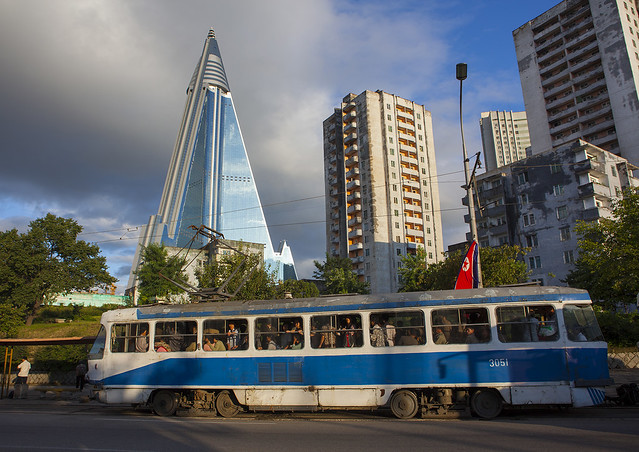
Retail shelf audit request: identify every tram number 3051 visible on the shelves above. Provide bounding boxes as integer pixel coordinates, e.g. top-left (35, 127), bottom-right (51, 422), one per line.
top-left (489, 358), bottom-right (509, 367)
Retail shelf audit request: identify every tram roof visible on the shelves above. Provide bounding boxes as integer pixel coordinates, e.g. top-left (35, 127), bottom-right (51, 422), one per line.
top-left (103, 286), bottom-right (590, 322)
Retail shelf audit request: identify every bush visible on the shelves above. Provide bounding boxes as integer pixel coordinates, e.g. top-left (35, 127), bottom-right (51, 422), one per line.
top-left (595, 310), bottom-right (639, 348)
top-left (33, 345), bottom-right (88, 373)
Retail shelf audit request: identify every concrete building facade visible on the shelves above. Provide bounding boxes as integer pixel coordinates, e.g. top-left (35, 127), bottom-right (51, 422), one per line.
top-left (323, 90), bottom-right (444, 294)
top-left (514, 0), bottom-right (639, 166)
top-left (469, 139), bottom-right (638, 286)
top-left (479, 111), bottom-right (531, 171)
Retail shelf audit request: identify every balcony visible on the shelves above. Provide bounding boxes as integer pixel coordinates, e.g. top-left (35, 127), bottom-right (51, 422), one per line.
top-left (347, 204), bottom-right (362, 214)
top-left (345, 167), bottom-right (360, 179)
top-left (327, 164), bottom-right (337, 174)
top-left (331, 236), bottom-right (340, 244)
top-left (581, 207), bottom-right (603, 221)
top-left (396, 109), bottom-right (411, 121)
top-left (330, 224), bottom-right (340, 232)
top-left (343, 101), bottom-right (356, 112)
top-left (574, 158), bottom-right (606, 174)
top-left (344, 144), bottom-right (358, 157)
top-left (406, 228), bottom-right (424, 238)
top-left (401, 166), bottom-right (419, 177)
top-left (348, 216), bottom-right (362, 227)
top-left (569, 52), bottom-right (601, 74)
top-left (348, 228), bottom-right (363, 238)
top-left (403, 191), bottom-right (421, 201)
top-left (578, 181), bottom-right (610, 198)
top-left (351, 256), bottom-right (365, 264)
top-left (346, 179), bottom-right (361, 190)
top-left (400, 154), bottom-right (418, 166)
top-left (329, 188), bottom-right (339, 196)
top-left (328, 177), bottom-right (337, 186)
top-left (344, 132), bottom-right (357, 144)
top-left (343, 111), bottom-right (357, 122)
top-left (328, 153), bottom-right (337, 163)
top-left (329, 200), bottom-right (339, 209)
top-left (399, 142), bottom-right (416, 152)
top-left (349, 242), bottom-right (364, 252)
top-left (331, 212), bottom-right (340, 220)
top-left (343, 122), bottom-right (357, 134)
top-left (347, 191), bottom-right (361, 201)
top-left (404, 203), bottom-right (421, 213)
top-left (398, 132), bottom-right (416, 143)
top-left (403, 179), bottom-right (420, 189)
top-left (404, 215), bottom-right (423, 226)
top-left (345, 155), bottom-right (359, 168)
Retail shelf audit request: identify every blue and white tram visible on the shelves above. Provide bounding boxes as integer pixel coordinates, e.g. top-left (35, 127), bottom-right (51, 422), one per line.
top-left (87, 287), bottom-right (611, 419)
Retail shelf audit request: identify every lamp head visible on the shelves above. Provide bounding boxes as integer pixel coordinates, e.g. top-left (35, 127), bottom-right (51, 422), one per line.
top-left (456, 63), bottom-right (467, 81)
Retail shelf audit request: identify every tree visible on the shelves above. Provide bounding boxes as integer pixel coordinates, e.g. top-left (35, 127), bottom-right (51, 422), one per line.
top-left (274, 279), bottom-right (320, 299)
top-left (0, 214), bottom-right (116, 325)
top-left (135, 243), bottom-right (188, 304)
top-left (195, 248), bottom-right (277, 301)
top-left (565, 188), bottom-right (639, 308)
top-left (399, 245), bottom-right (529, 291)
top-left (313, 254), bottom-right (370, 295)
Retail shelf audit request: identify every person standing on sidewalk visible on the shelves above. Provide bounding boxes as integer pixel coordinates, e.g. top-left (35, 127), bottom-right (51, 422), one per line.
top-left (75, 362), bottom-right (87, 390)
top-left (15, 357), bottom-right (31, 399)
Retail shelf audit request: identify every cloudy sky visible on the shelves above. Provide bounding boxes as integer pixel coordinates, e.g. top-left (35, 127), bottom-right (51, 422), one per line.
top-left (0, 0), bottom-right (561, 290)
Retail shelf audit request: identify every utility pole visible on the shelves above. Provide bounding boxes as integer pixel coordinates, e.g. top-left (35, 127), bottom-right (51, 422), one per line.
top-left (456, 62), bottom-right (483, 288)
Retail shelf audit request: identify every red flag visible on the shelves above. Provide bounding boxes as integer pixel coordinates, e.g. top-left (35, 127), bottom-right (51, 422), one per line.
top-left (454, 241), bottom-right (479, 290)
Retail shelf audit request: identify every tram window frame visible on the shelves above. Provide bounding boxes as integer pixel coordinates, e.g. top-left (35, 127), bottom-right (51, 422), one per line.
top-left (154, 320), bottom-right (198, 352)
top-left (255, 316), bottom-right (304, 350)
top-left (563, 304), bottom-right (604, 342)
top-left (310, 314), bottom-right (363, 349)
top-left (369, 311), bottom-right (425, 347)
top-left (495, 305), bottom-right (559, 343)
top-left (203, 319), bottom-right (249, 351)
top-left (111, 322), bottom-right (150, 353)
top-left (431, 308), bottom-right (491, 344)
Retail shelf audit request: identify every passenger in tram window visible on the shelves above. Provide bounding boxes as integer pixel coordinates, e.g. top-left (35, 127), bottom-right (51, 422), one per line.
top-left (185, 325), bottom-right (198, 351)
top-left (339, 317), bottom-right (356, 347)
top-left (475, 325), bottom-right (491, 343)
top-left (527, 309), bottom-right (540, 342)
top-left (266, 335), bottom-right (277, 350)
top-left (385, 319), bottom-right (396, 346)
top-left (433, 327), bottom-right (447, 344)
top-left (568, 327), bottom-right (587, 342)
top-left (291, 335), bottom-right (302, 349)
top-left (440, 316), bottom-right (452, 341)
top-left (310, 320), bottom-right (322, 348)
top-left (226, 322), bottom-right (239, 350)
top-left (257, 322), bottom-right (274, 350)
top-left (370, 317), bottom-right (386, 347)
top-left (538, 307), bottom-right (558, 340)
top-left (280, 323), bottom-right (294, 349)
top-left (397, 329), bottom-right (419, 346)
top-left (155, 341), bottom-right (169, 352)
top-left (320, 324), bottom-right (336, 348)
top-left (136, 328), bottom-right (149, 352)
top-left (203, 337), bottom-right (213, 351)
top-left (464, 326), bottom-right (479, 344)
top-left (167, 325), bottom-right (184, 352)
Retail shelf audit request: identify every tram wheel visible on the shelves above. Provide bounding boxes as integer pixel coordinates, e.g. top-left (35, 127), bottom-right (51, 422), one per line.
top-left (390, 390), bottom-right (419, 419)
top-left (152, 390), bottom-right (178, 417)
top-left (216, 390), bottom-right (240, 418)
top-left (470, 389), bottom-right (503, 419)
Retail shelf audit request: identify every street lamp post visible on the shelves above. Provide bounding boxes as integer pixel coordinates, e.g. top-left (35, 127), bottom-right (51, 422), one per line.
top-left (456, 62), bottom-right (483, 288)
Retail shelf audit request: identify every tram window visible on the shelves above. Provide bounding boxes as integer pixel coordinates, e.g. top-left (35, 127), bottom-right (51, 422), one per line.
top-left (89, 325), bottom-right (106, 359)
top-left (203, 319), bottom-right (248, 351)
top-left (310, 314), bottom-right (362, 348)
top-left (563, 305), bottom-right (604, 342)
top-left (369, 311), bottom-right (425, 346)
top-left (496, 305), bottom-right (559, 342)
top-left (154, 320), bottom-right (198, 352)
top-left (431, 308), bottom-right (491, 344)
top-left (255, 317), bottom-right (304, 350)
top-left (111, 322), bottom-right (149, 353)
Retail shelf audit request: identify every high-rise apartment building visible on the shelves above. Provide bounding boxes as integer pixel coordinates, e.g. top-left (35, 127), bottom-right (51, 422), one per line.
top-left (513, 0), bottom-right (639, 166)
top-left (323, 91), bottom-right (443, 294)
top-left (479, 111), bottom-right (531, 171)
top-left (469, 139), bottom-right (638, 286)
top-left (127, 29), bottom-right (296, 297)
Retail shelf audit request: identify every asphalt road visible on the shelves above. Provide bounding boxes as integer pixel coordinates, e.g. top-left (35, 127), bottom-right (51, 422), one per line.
top-left (0, 401), bottom-right (638, 451)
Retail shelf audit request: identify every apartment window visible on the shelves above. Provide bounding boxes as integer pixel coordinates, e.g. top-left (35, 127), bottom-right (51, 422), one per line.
top-left (520, 193), bottom-right (529, 205)
top-left (559, 226), bottom-right (571, 241)
top-left (517, 171), bottom-right (529, 185)
top-left (387, 114), bottom-right (392, 120)
top-left (418, 135), bottom-right (423, 141)
top-left (526, 234), bottom-right (538, 248)
top-left (553, 184), bottom-right (564, 196)
top-left (528, 256), bottom-right (542, 269)
top-left (365, 248), bottom-right (370, 256)
top-left (550, 164), bottom-right (561, 174)
top-left (523, 213), bottom-right (535, 227)
top-left (393, 197), bottom-right (398, 204)
top-left (419, 146), bottom-right (424, 152)
top-left (417, 124), bottom-right (422, 130)
top-left (420, 156), bottom-right (425, 163)
top-left (392, 172), bottom-right (396, 179)
top-left (421, 168), bottom-right (426, 174)
top-left (611, 166), bottom-right (617, 177)
top-left (417, 113), bottom-right (421, 119)
top-left (390, 148), bottom-right (395, 155)
top-left (397, 249), bottom-right (402, 256)
top-left (387, 104), bottom-right (391, 109)
top-left (395, 222), bottom-right (400, 228)
top-left (556, 205), bottom-right (568, 220)
top-left (388, 126), bottom-right (393, 132)
top-left (392, 184), bottom-right (397, 191)
top-left (563, 250), bottom-right (575, 264)
top-left (389, 137), bottom-right (393, 143)
top-left (394, 210), bottom-right (399, 216)
top-left (390, 161), bottom-right (395, 167)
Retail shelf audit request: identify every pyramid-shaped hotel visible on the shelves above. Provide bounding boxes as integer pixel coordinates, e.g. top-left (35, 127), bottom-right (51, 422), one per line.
top-left (128, 29), bottom-right (296, 294)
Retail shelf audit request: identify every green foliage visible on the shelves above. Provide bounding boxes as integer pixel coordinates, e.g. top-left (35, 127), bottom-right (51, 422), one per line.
top-left (195, 250), bottom-right (278, 301)
top-left (595, 310), bottom-right (639, 348)
top-left (399, 245), bottom-right (530, 291)
top-left (274, 279), bottom-right (320, 299)
top-left (33, 345), bottom-right (87, 372)
top-left (313, 254), bottom-right (370, 295)
top-left (0, 214), bottom-right (116, 325)
top-left (566, 188), bottom-right (639, 308)
top-left (0, 303), bottom-right (25, 338)
top-left (34, 305), bottom-right (106, 323)
top-left (135, 243), bottom-right (188, 304)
